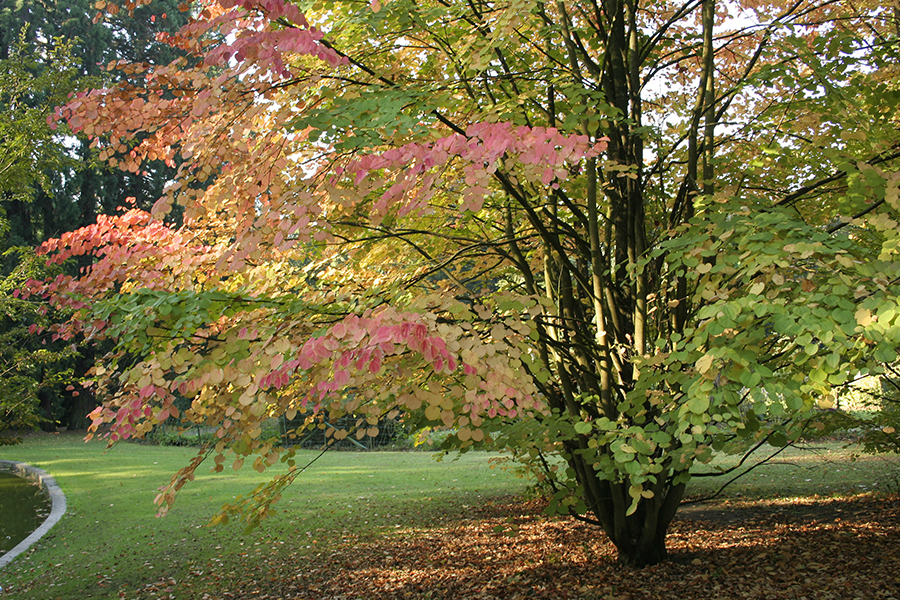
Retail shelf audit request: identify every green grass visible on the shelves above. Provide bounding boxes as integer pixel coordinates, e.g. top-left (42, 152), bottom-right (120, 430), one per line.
top-left (1, 434), bottom-right (898, 600)
top-left (685, 441), bottom-right (900, 500)
top-left (0, 432), bottom-right (526, 600)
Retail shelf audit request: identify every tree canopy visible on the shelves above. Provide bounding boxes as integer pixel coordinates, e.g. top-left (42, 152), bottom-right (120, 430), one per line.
top-left (1, 0), bottom-right (189, 245)
top-left (0, 32), bottom-right (77, 207)
top-left (25, 0), bottom-right (900, 565)
top-left (0, 29), bottom-right (83, 442)
top-left (0, 0), bottom-right (193, 437)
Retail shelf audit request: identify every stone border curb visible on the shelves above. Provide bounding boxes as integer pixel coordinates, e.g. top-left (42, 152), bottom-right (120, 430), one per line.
top-left (0, 460), bottom-right (67, 569)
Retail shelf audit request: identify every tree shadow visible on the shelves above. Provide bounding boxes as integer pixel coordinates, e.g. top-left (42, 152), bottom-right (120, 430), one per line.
top-left (273, 494), bottom-right (900, 600)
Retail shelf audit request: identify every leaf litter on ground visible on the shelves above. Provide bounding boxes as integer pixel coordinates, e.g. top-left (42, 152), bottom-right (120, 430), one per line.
top-left (95, 494), bottom-right (900, 600)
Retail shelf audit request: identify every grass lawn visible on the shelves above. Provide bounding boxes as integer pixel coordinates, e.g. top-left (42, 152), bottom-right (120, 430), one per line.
top-left (0, 433), bottom-right (897, 600)
top-left (686, 441), bottom-right (900, 500)
top-left (0, 432), bottom-right (525, 600)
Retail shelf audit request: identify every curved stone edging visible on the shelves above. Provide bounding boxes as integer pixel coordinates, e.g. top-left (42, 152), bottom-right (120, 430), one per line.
top-left (0, 460), bottom-right (67, 569)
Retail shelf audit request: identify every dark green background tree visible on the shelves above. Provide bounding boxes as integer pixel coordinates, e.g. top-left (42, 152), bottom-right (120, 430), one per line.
top-left (0, 0), bottom-right (187, 437)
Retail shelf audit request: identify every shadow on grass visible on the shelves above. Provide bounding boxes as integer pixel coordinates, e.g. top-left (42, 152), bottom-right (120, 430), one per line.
top-left (192, 495), bottom-right (900, 600)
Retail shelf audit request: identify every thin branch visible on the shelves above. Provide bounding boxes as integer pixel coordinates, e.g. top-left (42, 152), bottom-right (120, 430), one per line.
top-left (682, 441), bottom-right (795, 504)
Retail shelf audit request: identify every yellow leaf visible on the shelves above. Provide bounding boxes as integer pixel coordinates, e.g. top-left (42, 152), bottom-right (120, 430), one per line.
top-left (836, 254), bottom-right (856, 268)
top-left (817, 395), bottom-right (835, 409)
top-left (209, 368), bottom-right (224, 385)
top-left (855, 308), bottom-right (873, 327)
top-left (696, 353), bottom-right (714, 374)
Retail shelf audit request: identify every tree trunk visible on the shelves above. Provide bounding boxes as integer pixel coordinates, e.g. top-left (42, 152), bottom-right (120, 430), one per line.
top-left (602, 481), bottom-right (686, 567)
top-left (613, 526), bottom-right (669, 567)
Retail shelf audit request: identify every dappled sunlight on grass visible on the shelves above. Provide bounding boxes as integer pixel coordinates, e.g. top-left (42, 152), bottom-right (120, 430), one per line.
top-left (686, 442), bottom-right (900, 501)
top-left (0, 433), bottom-right (527, 600)
top-left (3, 434), bottom-right (898, 599)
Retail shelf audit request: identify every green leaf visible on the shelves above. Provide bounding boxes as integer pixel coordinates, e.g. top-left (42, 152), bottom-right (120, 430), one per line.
top-left (768, 432), bottom-right (788, 447)
top-left (574, 421), bottom-right (592, 435)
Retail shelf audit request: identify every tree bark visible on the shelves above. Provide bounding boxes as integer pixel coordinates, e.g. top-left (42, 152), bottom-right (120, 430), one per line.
top-left (593, 479), bottom-right (687, 567)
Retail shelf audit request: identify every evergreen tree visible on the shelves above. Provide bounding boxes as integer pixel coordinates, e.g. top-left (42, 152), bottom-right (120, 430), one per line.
top-left (0, 0), bottom-right (187, 431)
top-left (1, 0), bottom-right (187, 244)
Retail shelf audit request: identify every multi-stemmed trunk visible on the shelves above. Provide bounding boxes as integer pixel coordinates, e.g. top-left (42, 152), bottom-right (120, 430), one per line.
top-left (504, 0), bottom-right (720, 567)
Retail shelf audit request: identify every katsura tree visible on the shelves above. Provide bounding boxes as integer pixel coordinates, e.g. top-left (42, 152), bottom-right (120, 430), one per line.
top-left (816, 368), bottom-right (900, 454)
top-left (25, 0), bottom-right (900, 566)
